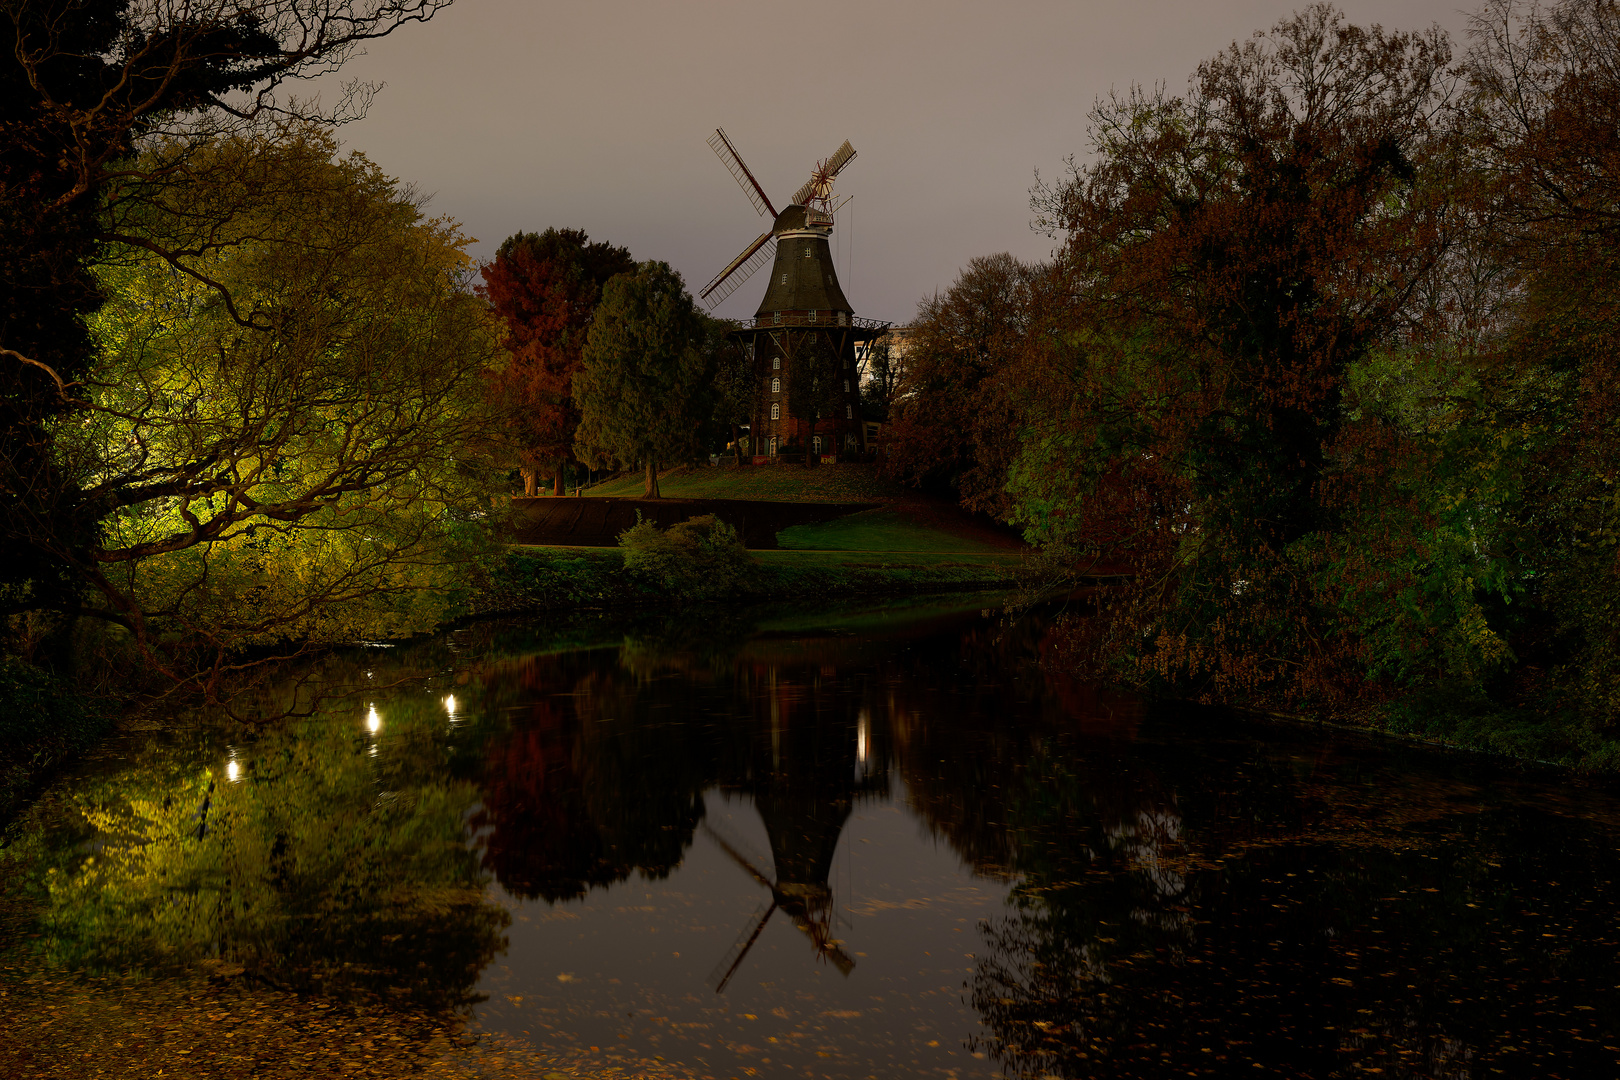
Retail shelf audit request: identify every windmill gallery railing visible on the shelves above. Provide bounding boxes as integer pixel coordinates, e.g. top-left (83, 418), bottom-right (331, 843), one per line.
top-left (730, 313), bottom-right (890, 333)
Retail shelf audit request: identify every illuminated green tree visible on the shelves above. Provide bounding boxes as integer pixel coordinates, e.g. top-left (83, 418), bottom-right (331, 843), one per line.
top-left (53, 129), bottom-right (503, 691)
top-left (573, 262), bottom-right (713, 498)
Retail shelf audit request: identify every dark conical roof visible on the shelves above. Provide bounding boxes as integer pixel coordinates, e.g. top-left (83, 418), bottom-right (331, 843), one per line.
top-left (755, 205), bottom-right (851, 317)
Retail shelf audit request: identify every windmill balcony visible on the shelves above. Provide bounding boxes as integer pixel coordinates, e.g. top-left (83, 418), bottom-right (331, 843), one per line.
top-left (734, 313), bottom-right (887, 332)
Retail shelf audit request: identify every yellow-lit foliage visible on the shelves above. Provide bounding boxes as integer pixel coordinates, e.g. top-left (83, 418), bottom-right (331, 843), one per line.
top-left (52, 129), bottom-right (505, 686)
top-left (41, 695), bottom-right (506, 1008)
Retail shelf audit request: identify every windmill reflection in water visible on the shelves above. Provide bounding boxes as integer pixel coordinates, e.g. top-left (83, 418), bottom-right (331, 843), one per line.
top-left (704, 703), bottom-right (889, 993)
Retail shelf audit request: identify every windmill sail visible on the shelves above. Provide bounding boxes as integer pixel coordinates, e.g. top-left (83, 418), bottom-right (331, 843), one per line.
top-left (791, 140), bottom-right (857, 207)
top-left (700, 229), bottom-right (774, 308)
top-left (708, 129), bottom-right (778, 219)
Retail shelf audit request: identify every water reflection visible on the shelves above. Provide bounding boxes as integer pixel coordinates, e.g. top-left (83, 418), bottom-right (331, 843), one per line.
top-left (31, 696), bottom-right (507, 1010)
top-left (10, 596), bottom-right (1620, 1077)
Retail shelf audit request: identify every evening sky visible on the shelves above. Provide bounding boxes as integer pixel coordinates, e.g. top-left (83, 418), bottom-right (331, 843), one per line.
top-left (319, 1), bottom-right (1473, 324)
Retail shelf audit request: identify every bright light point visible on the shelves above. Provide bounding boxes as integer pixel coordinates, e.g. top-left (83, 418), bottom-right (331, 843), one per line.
top-left (366, 704), bottom-right (381, 734)
top-left (444, 694), bottom-right (457, 717)
top-left (226, 759), bottom-right (240, 782)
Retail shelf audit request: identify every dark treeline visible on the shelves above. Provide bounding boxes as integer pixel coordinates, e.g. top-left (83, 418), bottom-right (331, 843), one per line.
top-left (882, 1), bottom-right (1620, 765)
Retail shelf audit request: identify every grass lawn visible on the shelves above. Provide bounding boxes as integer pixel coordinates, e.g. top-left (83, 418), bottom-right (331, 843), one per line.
top-left (583, 462), bottom-right (901, 503)
top-left (752, 547), bottom-right (1019, 567)
top-left (775, 506), bottom-right (1010, 554)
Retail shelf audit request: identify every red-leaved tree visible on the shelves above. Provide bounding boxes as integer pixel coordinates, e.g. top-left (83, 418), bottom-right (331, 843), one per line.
top-left (479, 229), bottom-right (634, 495)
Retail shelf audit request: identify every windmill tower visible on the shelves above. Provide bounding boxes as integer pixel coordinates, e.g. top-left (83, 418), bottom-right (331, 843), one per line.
top-left (702, 129), bottom-right (889, 462)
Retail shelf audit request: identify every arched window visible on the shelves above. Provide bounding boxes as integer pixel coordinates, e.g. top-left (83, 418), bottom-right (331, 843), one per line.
top-left (846, 404), bottom-right (853, 419)
top-left (770, 403), bottom-right (780, 420)
top-left (843, 379), bottom-right (850, 393)
top-left (769, 436), bottom-right (777, 455)
top-left (772, 356), bottom-right (780, 370)
top-left (771, 377), bottom-right (780, 393)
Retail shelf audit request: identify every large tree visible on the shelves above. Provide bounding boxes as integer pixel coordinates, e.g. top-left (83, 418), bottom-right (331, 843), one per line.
top-left (1450, 0), bottom-right (1620, 736)
top-left (47, 129), bottom-right (501, 693)
top-left (1, 0), bottom-right (453, 647)
top-left (882, 253), bottom-right (1043, 515)
top-left (479, 229), bottom-right (634, 497)
top-left (1006, 5), bottom-right (1459, 707)
top-left (706, 317), bottom-right (753, 464)
top-left (573, 262), bottom-right (713, 499)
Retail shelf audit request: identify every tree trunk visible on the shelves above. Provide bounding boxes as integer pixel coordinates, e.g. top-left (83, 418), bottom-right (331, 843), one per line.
top-left (553, 462), bottom-right (566, 496)
top-left (520, 467), bottom-right (537, 496)
top-left (644, 456), bottom-right (660, 498)
top-left (805, 420), bottom-right (816, 468)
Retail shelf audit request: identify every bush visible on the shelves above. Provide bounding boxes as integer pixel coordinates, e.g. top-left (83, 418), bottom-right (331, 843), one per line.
top-left (618, 514), bottom-right (754, 599)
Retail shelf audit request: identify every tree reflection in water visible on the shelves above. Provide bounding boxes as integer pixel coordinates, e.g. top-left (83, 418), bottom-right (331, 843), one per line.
top-left (19, 598), bottom-right (1620, 1077)
top-left (467, 624), bottom-right (897, 976)
top-left (37, 695), bottom-right (508, 1010)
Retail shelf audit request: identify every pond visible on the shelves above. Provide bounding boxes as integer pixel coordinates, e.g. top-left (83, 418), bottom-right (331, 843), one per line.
top-left (4, 595), bottom-right (1618, 1078)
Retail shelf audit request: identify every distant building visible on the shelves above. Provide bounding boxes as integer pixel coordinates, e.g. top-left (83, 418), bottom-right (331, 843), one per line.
top-left (854, 324), bottom-right (917, 369)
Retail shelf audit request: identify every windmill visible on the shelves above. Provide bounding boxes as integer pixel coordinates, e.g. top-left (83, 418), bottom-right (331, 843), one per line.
top-left (700, 130), bottom-right (856, 308)
top-left (703, 819), bottom-right (855, 993)
top-left (699, 129), bottom-right (889, 463)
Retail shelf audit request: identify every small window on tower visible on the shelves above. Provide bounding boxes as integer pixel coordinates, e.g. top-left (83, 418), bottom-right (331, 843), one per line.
top-left (771, 403), bottom-right (780, 420)
top-left (846, 404), bottom-right (853, 419)
top-left (809, 310), bottom-right (818, 323)
top-left (803, 248), bottom-right (812, 259)
top-left (843, 379), bottom-right (850, 393)
top-left (772, 356), bottom-right (780, 370)
top-left (781, 274), bottom-right (788, 285)
top-left (771, 377), bottom-right (780, 393)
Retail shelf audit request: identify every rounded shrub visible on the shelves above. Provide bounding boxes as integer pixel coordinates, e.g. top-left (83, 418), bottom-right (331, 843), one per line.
top-left (617, 514), bottom-right (753, 600)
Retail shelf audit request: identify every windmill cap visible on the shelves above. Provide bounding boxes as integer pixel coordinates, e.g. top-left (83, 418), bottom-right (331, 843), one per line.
top-left (773, 205), bottom-right (828, 234)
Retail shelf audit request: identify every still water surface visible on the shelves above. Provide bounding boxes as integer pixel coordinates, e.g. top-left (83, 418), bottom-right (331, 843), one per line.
top-left (11, 597), bottom-right (1620, 1077)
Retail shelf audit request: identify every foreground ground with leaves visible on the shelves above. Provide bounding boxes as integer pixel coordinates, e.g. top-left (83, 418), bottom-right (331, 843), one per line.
top-left (0, 966), bottom-right (707, 1080)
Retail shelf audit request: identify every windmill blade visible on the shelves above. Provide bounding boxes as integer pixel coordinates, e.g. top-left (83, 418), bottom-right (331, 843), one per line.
top-left (699, 230), bottom-right (775, 308)
top-left (708, 129), bottom-right (778, 219)
top-left (709, 901), bottom-right (777, 994)
top-left (791, 140), bottom-right (857, 207)
top-left (702, 820), bottom-right (776, 888)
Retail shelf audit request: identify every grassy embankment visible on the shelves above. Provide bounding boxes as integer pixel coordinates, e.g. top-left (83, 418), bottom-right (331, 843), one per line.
top-left (497, 464), bottom-right (1028, 609)
top-left (580, 460), bottom-right (899, 503)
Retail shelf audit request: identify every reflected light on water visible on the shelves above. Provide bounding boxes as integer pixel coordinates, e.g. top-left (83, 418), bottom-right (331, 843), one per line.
top-left (444, 694), bottom-right (458, 722)
top-left (366, 704), bottom-right (382, 734)
top-left (856, 709), bottom-right (870, 780)
top-left (225, 758), bottom-right (239, 782)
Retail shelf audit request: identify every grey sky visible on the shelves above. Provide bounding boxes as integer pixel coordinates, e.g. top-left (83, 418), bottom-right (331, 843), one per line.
top-left (321, 1), bottom-right (1473, 324)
